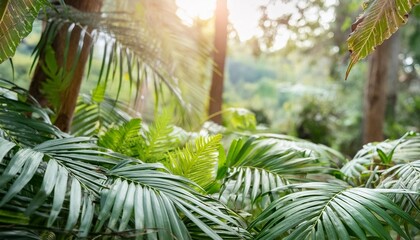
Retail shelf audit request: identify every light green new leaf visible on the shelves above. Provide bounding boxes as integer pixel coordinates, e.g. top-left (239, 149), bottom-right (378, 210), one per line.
top-left (0, 0), bottom-right (49, 63)
top-left (346, 0), bottom-right (420, 79)
top-left (165, 134), bottom-right (222, 188)
top-left (98, 119), bottom-right (142, 157)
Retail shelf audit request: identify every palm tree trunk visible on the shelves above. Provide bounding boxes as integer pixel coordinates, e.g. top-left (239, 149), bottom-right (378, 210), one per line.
top-left (29, 0), bottom-right (103, 132)
top-left (208, 0), bottom-right (228, 124)
top-left (363, 37), bottom-right (395, 143)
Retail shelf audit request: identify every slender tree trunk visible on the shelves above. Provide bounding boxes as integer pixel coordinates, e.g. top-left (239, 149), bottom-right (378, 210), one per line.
top-left (363, 37), bottom-right (395, 143)
top-left (385, 32), bottom-right (400, 120)
top-left (29, 0), bottom-right (103, 132)
top-left (208, 0), bottom-right (228, 124)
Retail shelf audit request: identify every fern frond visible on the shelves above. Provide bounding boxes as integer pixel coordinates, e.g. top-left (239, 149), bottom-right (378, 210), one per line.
top-left (98, 119), bottom-right (142, 157)
top-left (139, 111), bottom-right (179, 163)
top-left (165, 134), bottom-right (222, 188)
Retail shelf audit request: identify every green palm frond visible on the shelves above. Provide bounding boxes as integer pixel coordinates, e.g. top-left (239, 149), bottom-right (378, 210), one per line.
top-left (0, 84), bottom-right (247, 239)
top-left (250, 182), bottom-right (420, 240)
top-left (218, 137), bottom-right (337, 210)
top-left (34, 2), bottom-right (208, 115)
top-left (256, 133), bottom-right (346, 166)
top-left (346, 0), bottom-right (420, 79)
top-left (0, 79), bottom-right (64, 146)
top-left (103, 161), bottom-right (249, 239)
top-left (339, 157), bottom-right (379, 187)
top-left (0, 136), bottom-right (115, 236)
top-left (353, 132), bottom-right (420, 163)
top-left (0, 0), bottom-right (49, 63)
top-left (98, 118), bottom-right (142, 157)
top-left (341, 133), bottom-right (420, 186)
top-left (165, 134), bottom-right (223, 189)
top-left (379, 160), bottom-right (420, 213)
top-left (71, 92), bottom-right (131, 136)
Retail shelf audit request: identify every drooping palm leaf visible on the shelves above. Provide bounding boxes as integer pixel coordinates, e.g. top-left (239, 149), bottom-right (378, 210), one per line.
top-left (0, 79), bottom-right (64, 146)
top-left (34, 2), bottom-right (209, 116)
top-left (250, 182), bottom-right (420, 240)
top-left (103, 161), bottom-right (249, 240)
top-left (0, 136), bottom-right (115, 236)
top-left (0, 0), bottom-right (49, 63)
top-left (346, 0), bottom-right (420, 79)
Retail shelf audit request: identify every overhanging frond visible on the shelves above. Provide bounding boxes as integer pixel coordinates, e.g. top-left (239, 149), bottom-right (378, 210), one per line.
top-left (34, 2), bottom-right (209, 116)
top-left (346, 0), bottom-right (420, 78)
top-left (0, 0), bottom-right (49, 63)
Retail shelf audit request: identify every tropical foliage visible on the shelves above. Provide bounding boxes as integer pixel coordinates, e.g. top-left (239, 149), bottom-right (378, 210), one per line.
top-left (1, 80), bottom-right (419, 239)
top-left (0, 0), bottom-right (419, 239)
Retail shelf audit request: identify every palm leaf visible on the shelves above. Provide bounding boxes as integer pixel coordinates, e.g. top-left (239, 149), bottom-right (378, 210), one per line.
top-left (165, 134), bottom-right (223, 189)
top-left (71, 92), bottom-right (131, 136)
top-left (0, 0), bottom-right (49, 63)
top-left (103, 162), bottom-right (249, 239)
top-left (34, 2), bottom-right (208, 115)
top-left (346, 0), bottom-right (420, 79)
top-left (218, 137), bottom-right (337, 210)
top-left (379, 160), bottom-right (420, 214)
top-left (250, 182), bottom-right (420, 240)
top-left (0, 79), bottom-right (64, 146)
top-left (0, 137), bottom-right (116, 233)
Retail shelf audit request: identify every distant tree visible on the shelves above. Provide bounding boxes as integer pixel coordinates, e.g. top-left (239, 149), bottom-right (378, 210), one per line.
top-left (208, 0), bottom-right (228, 124)
top-left (363, 37), bottom-right (394, 143)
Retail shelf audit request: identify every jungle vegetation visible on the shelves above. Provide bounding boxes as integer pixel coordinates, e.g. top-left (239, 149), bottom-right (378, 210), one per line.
top-left (0, 0), bottom-right (419, 239)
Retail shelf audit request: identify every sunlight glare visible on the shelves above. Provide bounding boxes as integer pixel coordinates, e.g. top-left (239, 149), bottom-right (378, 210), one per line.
top-left (175, 0), bottom-right (336, 49)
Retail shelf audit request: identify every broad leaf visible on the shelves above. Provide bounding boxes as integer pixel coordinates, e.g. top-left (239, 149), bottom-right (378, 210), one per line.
top-left (0, 0), bottom-right (48, 63)
top-left (346, 0), bottom-right (420, 79)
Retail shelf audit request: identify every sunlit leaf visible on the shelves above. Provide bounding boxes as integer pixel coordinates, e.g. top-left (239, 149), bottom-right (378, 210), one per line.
top-left (346, 0), bottom-right (420, 79)
top-left (0, 0), bottom-right (49, 63)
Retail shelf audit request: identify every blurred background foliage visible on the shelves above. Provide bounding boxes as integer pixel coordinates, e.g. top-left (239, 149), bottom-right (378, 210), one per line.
top-left (0, 0), bottom-right (419, 157)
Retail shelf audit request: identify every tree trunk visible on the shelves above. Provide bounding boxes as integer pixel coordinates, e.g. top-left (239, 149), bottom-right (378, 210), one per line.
top-left (29, 0), bottom-right (103, 132)
top-left (208, 0), bottom-right (228, 124)
top-left (363, 38), bottom-right (394, 143)
top-left (385, 31), bottom-right (400, 120)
